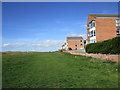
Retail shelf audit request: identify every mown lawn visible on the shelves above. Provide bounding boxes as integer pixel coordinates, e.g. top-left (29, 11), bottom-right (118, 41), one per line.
top-left (2, 52), bottom-right (119, 88)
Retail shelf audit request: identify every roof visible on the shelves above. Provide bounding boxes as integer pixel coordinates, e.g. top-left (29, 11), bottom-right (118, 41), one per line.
top-left (88, 14), bottom-right (120, 17)
top-left (67, 37), bottom-right (83, 40)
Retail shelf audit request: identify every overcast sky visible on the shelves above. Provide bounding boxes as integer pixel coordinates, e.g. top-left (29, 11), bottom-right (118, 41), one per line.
top-left (2, 2), bottom-right (118, 51)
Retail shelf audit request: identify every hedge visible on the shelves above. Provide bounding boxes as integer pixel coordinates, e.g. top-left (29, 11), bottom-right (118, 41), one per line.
top-left (86, 37), bottom-right (120, 54)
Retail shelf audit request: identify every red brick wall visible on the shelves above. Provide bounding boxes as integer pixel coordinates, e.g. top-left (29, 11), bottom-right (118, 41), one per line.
top-left (65, 51), bottom-right (119, 63)
top-left (68, 40), bottom-right (84, 50)
top-left (96, 18), bottom-right (116, 42)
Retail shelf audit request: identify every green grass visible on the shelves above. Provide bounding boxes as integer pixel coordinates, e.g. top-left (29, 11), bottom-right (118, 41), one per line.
top-left (2, 52), bottom-right (119, 88)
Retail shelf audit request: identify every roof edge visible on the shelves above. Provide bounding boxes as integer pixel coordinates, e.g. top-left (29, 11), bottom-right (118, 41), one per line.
top-left (88, 14), bottom-right (120, 17)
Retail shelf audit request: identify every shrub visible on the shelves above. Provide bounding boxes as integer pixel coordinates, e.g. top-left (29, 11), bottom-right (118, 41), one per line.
top-left (58, 49), bottom-right (65, 52)
top-left (86, 37), bottom-right (120, 54)
top-left (68, 47), bottom-right (72, 50)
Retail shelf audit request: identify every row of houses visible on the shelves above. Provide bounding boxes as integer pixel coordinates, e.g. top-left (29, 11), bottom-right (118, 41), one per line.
top-left (62, 14), bottom-right (120, 51)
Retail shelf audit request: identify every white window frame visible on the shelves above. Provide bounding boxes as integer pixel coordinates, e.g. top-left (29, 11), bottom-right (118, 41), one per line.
top-left (116, 19), bottom-right (120, 26)
top-left (116, 28), bottom-right (120, 36)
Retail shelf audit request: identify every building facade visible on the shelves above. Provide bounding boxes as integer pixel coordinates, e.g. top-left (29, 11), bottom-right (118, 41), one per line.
top-left (67, 37), bottom-right (84, 50)
top-left (86, 14), bottom-right (120, 44)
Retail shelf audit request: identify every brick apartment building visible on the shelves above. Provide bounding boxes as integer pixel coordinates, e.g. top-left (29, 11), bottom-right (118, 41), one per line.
top-left (67, 37), bottom-right (84, 50)
top-left (86, 14), bottom-right (120, 44)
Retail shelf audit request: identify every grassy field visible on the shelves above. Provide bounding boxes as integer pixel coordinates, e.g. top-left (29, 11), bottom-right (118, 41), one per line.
top-left (2, 52), bottom-right (119, 88)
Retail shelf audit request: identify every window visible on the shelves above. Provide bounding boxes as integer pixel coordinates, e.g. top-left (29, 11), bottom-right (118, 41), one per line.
top-left (89, 30), bottom-right (96, 37)
top-left (94, 30), bottom-right (96, 36)
top-left (116, 29), bottom-right (120, 36)
top-left (87, 20), bottom-right (96, 29)
top-left (91, 31), bottom-right (93, 37)
top-left (89, 31), bottom-right (93, 37)
top-left (116, 19), bottom-right (120, 26)
top-left (80, 44), bottom-right (83, 46)
top-left (87, 24), bottom-right (91, 29)
top-left (92, 21), bottom-right (95, 27)
top-left (75, 45), bottom-right (77, 47)
top-left (80, 40), bottom-right (82, 42)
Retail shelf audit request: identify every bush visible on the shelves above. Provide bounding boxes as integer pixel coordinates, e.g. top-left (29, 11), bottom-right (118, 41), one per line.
top-left (86, 37), bottom-right (120, 54)
top-left (68, 47), bottom-right (72, 50)
top-left (58, 49), bottom-right (65, 52)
